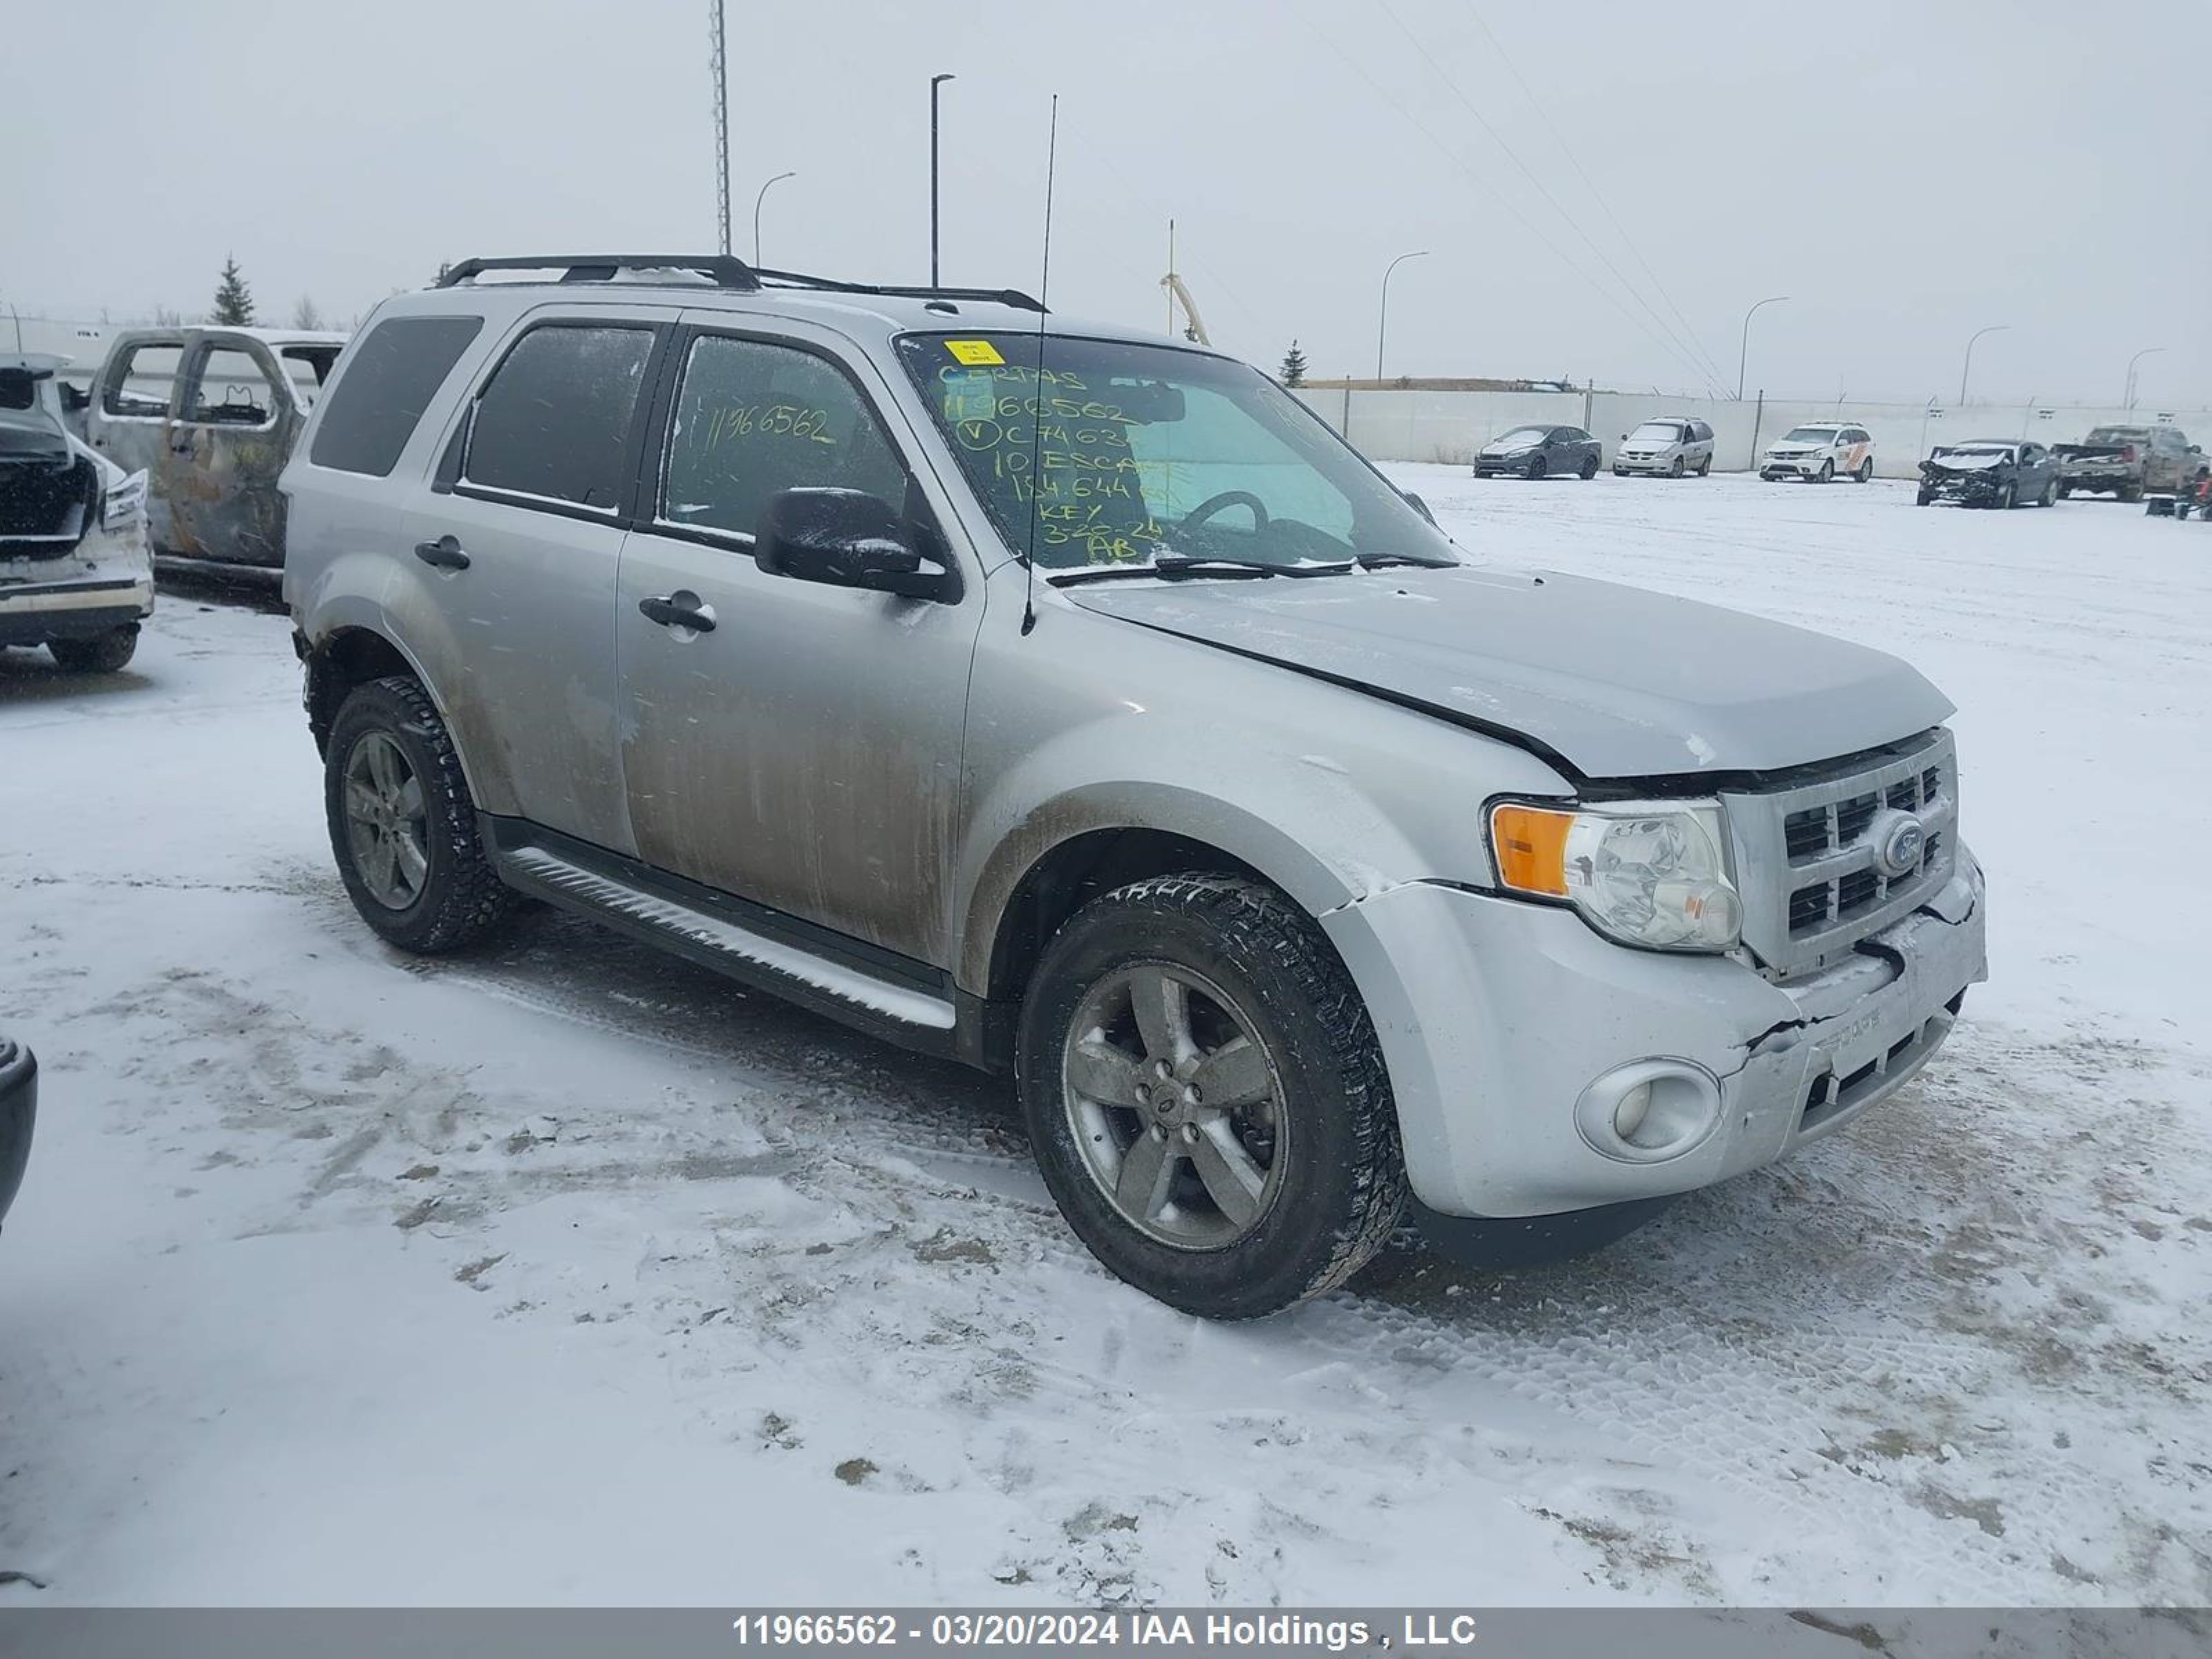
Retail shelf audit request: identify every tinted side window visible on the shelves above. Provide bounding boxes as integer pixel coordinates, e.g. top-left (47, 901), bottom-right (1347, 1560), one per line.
top-left (310, 317), bottom-right (483, 477)
top-left (102, 342), bottom-right (182, 418)
top-left (660, 336), bottom-right (906, 540)
top-left (465, 324), bottom-right (655, 509)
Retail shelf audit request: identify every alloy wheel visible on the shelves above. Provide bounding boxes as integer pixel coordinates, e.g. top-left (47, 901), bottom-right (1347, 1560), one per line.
top-left (342, 731), bottom-right (430, 910)
top-left (1061, 962), bottom-right (1288, 1250)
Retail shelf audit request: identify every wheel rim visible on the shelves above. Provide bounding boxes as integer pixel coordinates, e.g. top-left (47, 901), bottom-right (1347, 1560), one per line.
top-left (1061, 962), bottom-right (1288, 1250)
top-left (342, 731), bottom-right (430, 910)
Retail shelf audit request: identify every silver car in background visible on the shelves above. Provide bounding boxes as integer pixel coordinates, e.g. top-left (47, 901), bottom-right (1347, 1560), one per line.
top-left (1613, 416), bottom-right (1714, 478)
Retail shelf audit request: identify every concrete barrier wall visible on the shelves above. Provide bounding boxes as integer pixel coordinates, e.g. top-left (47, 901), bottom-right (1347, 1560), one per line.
top-left (1297, 386), bottom-right (2212, 479)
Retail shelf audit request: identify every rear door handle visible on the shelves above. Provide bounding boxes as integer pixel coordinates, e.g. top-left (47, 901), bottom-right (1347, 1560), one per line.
top-left (639, 592), bottom-right (716, 632)
top-left (414, 535), bottom-right (471, 570)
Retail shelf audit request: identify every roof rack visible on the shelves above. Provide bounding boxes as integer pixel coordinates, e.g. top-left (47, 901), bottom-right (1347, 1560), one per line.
top-left (433, 254), bottom-right (1045, 313)
top-left (435, 254), bottom-right (760, 290)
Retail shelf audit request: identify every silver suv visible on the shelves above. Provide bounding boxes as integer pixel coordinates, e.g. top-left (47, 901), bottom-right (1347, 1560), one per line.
top-left (283, 255), bottom-right (1987, 1319)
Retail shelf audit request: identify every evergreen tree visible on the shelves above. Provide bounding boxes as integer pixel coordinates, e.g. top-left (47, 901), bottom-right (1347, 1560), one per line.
top-left (1278, 339), bottom-right (1309, 387)
top-left (211, 255), bottom-right (254, 326)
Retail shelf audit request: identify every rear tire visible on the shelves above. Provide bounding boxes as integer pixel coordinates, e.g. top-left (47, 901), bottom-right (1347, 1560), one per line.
top-left (1016, 874), bottom-right (1407, 1320)
top-left (1855, 458), bottom-right (1873, 483)
top-left (2057, 482), bottom-right (2072, 499)
top-left (1578, 454), bottom-right (1598, 480)
top-left (48, 626), bottom-right (138, 673)
top-left (324, 675), bottom-right (516, 955)
top-left (1696, 454), bottom-right (1712, 476)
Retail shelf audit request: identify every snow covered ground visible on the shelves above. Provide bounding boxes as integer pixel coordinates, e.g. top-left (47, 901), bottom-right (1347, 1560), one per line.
top-left (1, 474), bottom-right (2206, 1609)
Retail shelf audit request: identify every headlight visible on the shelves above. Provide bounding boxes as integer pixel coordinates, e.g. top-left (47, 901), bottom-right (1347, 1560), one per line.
top-left (101, 469), bottom-right (149, 529)
top-left (1488, 800), bottom-right (1742, 951)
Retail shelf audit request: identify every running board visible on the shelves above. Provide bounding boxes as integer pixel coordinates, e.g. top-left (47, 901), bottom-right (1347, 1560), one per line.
top-left (493, 841), bottom-right (959, 1041)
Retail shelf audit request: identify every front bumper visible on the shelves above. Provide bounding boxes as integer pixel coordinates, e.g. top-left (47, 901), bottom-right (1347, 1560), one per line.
top-left (1322, 854), bottom-right (1988, 1219)
top-left (1613, 453), bottom-right (1676, 474)
top-left (1474, 454), bottom-right (1538, 475)
top-left (1761, 456), bottom-right (1829, 478)
top-left (1922, 472), bottom-right (2005, 504)
top-left (0, 1039), bottom-right (35, 1231)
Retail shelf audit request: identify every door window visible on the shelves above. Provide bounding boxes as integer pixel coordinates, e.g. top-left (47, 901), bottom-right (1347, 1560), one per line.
top-left (463, 324), bottom-right (655, 510)
top-left (101, 342), bottom-right (182, 418)
top-left (184, 348), bottom-right (279, 427)
top-left (659, 335), bottom-right (908, 541)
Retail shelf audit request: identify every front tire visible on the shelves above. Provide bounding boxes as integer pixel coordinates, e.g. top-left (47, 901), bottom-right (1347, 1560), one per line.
top-left (1526, 455), bottom-right (1548, 480)
top-left (324, 675), bottom-right (516, 955)
top-left (1668, 456), bottom-right (1685, 478)
top-left (1817, 459), bottom-right (1835, 483)
top-left (1016, 874), bottom-right (1407, 1320)
top-left (2039, 478), bottom-right (2057, 508)
top-left (1996, 481), bottom-right (2018, 510)
top-left (1916, 489), bottom-right (1934, 506)
top-left (48, 626), bottom-right (138, 673)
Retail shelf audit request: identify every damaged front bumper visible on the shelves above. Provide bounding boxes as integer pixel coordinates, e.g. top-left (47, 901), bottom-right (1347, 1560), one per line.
top-left (1920, 471), bottom-right (2007, 505)
top-left (1322, 853), bottom-right (1988, 1220)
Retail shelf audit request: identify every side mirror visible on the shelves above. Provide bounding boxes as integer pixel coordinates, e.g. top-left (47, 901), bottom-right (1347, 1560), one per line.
top-left (755, 487), bottom-right (953, 601)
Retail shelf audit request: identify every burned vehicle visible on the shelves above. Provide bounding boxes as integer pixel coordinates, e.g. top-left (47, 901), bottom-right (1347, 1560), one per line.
top-left (1, 354), bottom-right (155, 671)
top-left (283, 254), bottom-right (1986, 1320)
top-left (86, 326), bottom-right (347, 581)
top-left (1916, 439), bottom-right (2060, 509)
top-left (2053, 424), bottom-right (2200, 501)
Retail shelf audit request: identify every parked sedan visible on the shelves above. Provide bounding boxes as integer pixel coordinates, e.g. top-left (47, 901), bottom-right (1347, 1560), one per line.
top-left (1473, 424), bottom-right (1601, 480)
top-left (1917, 440), bottom-right (2059, 509)
top-left (1613, 416), bottom-right (1714, 478)
top-left (0, 1033), bottom-right (34, 1232)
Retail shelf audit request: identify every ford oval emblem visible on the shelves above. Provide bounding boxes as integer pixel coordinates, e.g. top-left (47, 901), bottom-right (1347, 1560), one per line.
top-left (1874, 811), bottom-right (1927, 877)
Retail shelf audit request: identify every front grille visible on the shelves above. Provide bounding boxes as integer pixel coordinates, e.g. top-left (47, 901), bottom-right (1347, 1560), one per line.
top-left (1723, 729), bottom-right (1959, 980)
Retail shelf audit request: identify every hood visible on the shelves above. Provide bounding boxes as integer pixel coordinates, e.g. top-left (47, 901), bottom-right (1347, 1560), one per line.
top-left (1927, 451), bottom-right (2009, 472)
top-left (1481, 437), bottom-right (1541, 453)
top-left (1064, 565), bottom-right (1953, 780)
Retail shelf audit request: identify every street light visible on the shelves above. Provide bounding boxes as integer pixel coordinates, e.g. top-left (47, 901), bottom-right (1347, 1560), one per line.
top-left (753, 171), bottom-right (796, 265)
top-left (1376, 250), bottom-right (1428, 383)
top-left (1958, 324), bottom-right (2008, 406)
top-left (1736, 295), bottom-right (1788, 401)
top-left (930, 73), bottom-right (955, 286)
top-left (2124, 345), bottom-right (2166, 409)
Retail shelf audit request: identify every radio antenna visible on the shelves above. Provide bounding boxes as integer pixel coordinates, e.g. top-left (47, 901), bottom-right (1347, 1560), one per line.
top-left (1019, 94), bottom-right (1058, 637)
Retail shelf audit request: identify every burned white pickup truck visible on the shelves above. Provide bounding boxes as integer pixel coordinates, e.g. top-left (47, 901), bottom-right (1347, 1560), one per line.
top-left (84, 326), bottom-right (346, 581)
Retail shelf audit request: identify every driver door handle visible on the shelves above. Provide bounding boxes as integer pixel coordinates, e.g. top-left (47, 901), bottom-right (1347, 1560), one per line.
top-left (639, 594), bottom-right (716, 632)
top-left (413, 535), bottom-right (471, 570)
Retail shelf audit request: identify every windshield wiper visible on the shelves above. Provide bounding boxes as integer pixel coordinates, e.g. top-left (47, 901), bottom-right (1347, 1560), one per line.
top-left (1353, 553), bottom-right (1455, 570)
top-left (1048, 554), bottom-right (1355, 586)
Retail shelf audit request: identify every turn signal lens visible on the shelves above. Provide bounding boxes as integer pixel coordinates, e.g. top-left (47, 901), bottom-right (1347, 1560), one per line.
top-left (1489, 804), bottom-right (1573, 897)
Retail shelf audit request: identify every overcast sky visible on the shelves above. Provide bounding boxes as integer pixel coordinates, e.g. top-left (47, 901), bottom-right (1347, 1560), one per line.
top-left (8, 0), bottom-right (2208, 406)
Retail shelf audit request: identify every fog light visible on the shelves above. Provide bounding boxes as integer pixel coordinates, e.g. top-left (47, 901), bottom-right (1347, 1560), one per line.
top-left (1575, 1060), bottom-right (1723, 1163)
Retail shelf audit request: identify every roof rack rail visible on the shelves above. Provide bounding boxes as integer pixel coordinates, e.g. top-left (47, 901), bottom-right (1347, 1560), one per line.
top-left (431, 254), bottom-right (1046, 314)
top-left (435, 254), bottom-right (761, 290)
top-left (749, 268), bottom-right (1047, 314)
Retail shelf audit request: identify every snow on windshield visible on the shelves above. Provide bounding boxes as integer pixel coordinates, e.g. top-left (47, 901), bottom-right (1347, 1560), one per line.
top-left (1781, 427), bottom-right (1839, 444)
top-left (1630, 421), bottom-right (1685, 441)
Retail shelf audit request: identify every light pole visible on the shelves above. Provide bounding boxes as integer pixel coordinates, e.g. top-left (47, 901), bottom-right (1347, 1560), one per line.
top-left (1958, 324), bottom-right (2008, 406)
top-left (930, 73), bottom-right (955, 286)
top-left (2124, 345), bottom-right (2166, 409)
top-left (1375, 250), bottom-right (1427, 383)
top-left (1736, 295), bottom-right (1787, 400)
top-left (753, 171), bottom-right (796, 265)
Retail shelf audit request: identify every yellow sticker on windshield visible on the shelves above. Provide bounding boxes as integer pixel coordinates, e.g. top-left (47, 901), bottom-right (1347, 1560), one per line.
top-left (944, 339), bottom-right (1004, 366)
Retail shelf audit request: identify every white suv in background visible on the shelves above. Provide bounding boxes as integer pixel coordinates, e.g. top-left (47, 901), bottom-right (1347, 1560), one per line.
top-left (1762, 422), bottom-right (1875, 483)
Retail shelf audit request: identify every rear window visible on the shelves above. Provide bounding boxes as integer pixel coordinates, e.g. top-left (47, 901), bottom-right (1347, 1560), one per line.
top-left (309, 316), bottom-right (483, 477)
top-left (460, 324), bottom-right (655, 509)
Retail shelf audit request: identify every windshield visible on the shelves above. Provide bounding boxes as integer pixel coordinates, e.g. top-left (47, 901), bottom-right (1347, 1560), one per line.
top-left (1491, 426), bottom-right (1549, 447)
top-left (2085, 427), bottom-right (2147, 444)
top-left (1781, 426), bottom-right (1839, 444)
top-left (895, 332), bottom-right (1459, 572)
top-left (1629, 421), bottom-right (1684, 442)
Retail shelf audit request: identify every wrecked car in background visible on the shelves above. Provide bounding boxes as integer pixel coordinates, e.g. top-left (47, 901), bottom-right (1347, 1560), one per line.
top-left (1917, 440), bottom-right (2060, 509)
top-left (86, 326), bottom-right (346, 581)
top-left (1, 353), bottom-right (154, 671)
